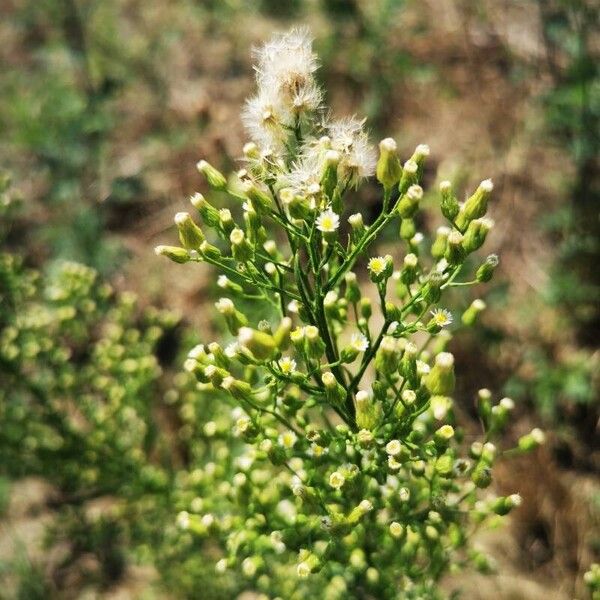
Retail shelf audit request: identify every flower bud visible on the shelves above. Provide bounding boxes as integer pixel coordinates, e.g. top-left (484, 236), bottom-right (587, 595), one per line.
top-left (197, 159), bottom-right (227, 190)
top-left (518, 428), bottom-right (545, 452)
top-left (491, 493), bottom-right (522, 516)
top-left (190, 193), bottom-right (221, 230)
top-left (422, 270), bottom-right (444, 304)
top-left (322, 372), bottom-right (346, 406)
top-left (305, 325), bottom-right (326, 360)
top-left (344, 272), bottom-right (361, 304)
top-left (476, 388), bottom-right (492, 429)
top-left (401, 253), bottom-right (418, 285)
top-left (476, 254), bottom-right (499, 282)
top-left (462, 299), bottom-right (486, 326)
top-left (431, 226), bottom-right (450, 259)
top-left (445, 230), bottom-right (466, 265)
top-left (471, 461), bottom-right (492, 488)
top-left (154, 245), bottom-right (190, 264)
top-left (174, 211), bottom-right (205, 250)
top-left (439, 180), bottom-right (459, 221)
top-left (238, 327), bottom-right (277, 361)
top-left (375, 336), bottom-right (400, 375)
top-left (456, 179), bottom-right (493, 228)
top-left (400, 342), bottom-right (418, 386)
top-left (376, 138), bottom-right (402, 189)
top-left (398, 159), bottom-right (418, 194)
top-left (463, 218), bottom-right (493, 254)
top-left (399, 217), bottom-right (416, 241)
top-left (359, 298), bottom-right (372, 320)
top-left (199, 240), bottom-right (221, 260)
top-left (425, 352), bottom-right (456, 395)
top-left (242, 180), bottom-right (273, 212)
top-left (230, 228), bottom-right (253, 262)
top-left (221, 376), bottom-right (253, 402)
top-left (348, 213), bottom-right (366, 241)
top-left (215, 298), bottom-right (248, 335)
top-left (355, 390), bottom-right (381, 430)
top-left (397, 184), bottom-right (423, 219)
top-left (218, 208), bottom-right (235, 235)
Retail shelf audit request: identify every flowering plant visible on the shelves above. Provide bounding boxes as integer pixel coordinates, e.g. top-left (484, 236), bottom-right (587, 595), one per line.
top-left (156, 28), bottom-right (543, 599)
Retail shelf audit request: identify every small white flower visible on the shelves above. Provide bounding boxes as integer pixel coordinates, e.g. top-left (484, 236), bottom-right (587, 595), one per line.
top-left (309, 443), bottom-right (327, 458)
top-left (297, 561), bottom-right (311, 577)
top-left (368, 256), bottom-right (388, 275)
top-left (350, 332), bottom-right (369, 353)
top-left (430, 308), bottom-right (453, 327)
top-left (385, 440), bottom-right (402, 456)
top-left (388, 456), bottom-right (402, 470)
top-left (279, 430), bottom-right (297, 449)
top-left (389, 521), bottom-right (404, 538)
top-left (329, 471), bottom-right (345, 489)
top-left (316, 208), bottom-right (340, 233)
top-left (176, 511), bottom-right (190, 530)
top-left (278, 356), bottom-right (297, 375)
top-left (359, 499), bottom-right (373, 512)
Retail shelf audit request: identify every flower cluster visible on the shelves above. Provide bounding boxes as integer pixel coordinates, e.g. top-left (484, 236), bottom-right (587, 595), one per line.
top-left (154, 28), bottom-right (543, 598)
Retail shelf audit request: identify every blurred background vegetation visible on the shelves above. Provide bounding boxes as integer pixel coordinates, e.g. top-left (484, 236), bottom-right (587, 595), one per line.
top-left (0, 0), bottom-right (598, 598)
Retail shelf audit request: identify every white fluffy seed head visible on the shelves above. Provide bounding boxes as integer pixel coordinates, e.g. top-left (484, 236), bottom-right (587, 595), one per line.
top-left (439, 180), bottom-right (452, 191)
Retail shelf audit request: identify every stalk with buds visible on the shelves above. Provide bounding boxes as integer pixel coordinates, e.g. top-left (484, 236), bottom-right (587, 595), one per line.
top-left (157, 28), bottom-right (542, 599)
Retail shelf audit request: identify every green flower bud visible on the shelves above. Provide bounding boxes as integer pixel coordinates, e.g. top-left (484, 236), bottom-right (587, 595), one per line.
top-left (355, 390), bottom-right (381, 430)
top-left (238, 327), bottom-right (276, 361)
top-left (348, 213), bottom-right (366, 244)
top-left (422, 270), bottom-right (444, 304)
top-left (359, 298), bottom-right (372, 320)
top-left (218, 208), bottom-right (235, 235)
top-left (197, 159), bottom-right (227, 190)
top-left (242, 180), bottom-right (273, 212)
top-left (375, 336), bottom-right (400, 375)
top-left (398, 159), bottom-right (418, 194)
top-left (174, 211), bottom-right (205, 250)
top-left (463, 218), bottom-right (493, 254)
top-left (471, 461), bottom-right (492, 488)
top-left (397, 184), bottom-right (423, 219)
top-left (322, 372), bottom-right (346, 407)
top-left (221, 376), bottom-right (253, 402)
top-left (376, 138), bottom-right (402, 188)
top-left (475, 388), bottom-right (492, 429)
top-left (462, 299), bottom-right (486, 326)
top-left (491, 493), bottom-right (522, 516)
top-left (215, 297), bottom-right (248, 335)
top-left (190, 193), bottom-right (220, 231)
top-left (425, 352), bottom-right (456, 395)
top-left (431, 226), bottom-right (450, 259)
top-left (517, 428), bottom-right (545, 452)
top-left (456, 179), bottom-right (493, 229)
top-left (400, 253), bottom-right (418, 285)
top-left (434, 424), bottom-right (455, 448)
top-left (154, 245), bottom-right (190, 264)
top-left (230, 228), bottom-right (253, 262)
top-left (445, 230), bottom-right (466, 265)
top-left (305, 325), bottom-right (326, 360)
top-left (476, 254), bottom-right (499, 282)
top-left (274, 317), bottom-right (292, 350)
top-left (200, 240), bottom-right (221, 260)
top-left (344, 272), bottom-right (361, 304)
top-left (400, 342), bottom-right (418, 386)
top-left (439, 180), bottom-right (459, 221)
top-left (281, 188), bottom-right (312, 221)
top-left (399, 217), bottom-right (416, 241)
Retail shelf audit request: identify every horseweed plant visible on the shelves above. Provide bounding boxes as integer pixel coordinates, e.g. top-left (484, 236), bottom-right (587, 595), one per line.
top-left (156, 28), bottom-right (543, 599)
